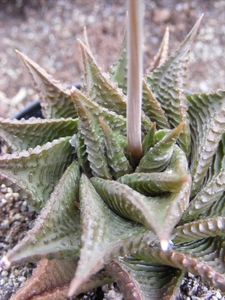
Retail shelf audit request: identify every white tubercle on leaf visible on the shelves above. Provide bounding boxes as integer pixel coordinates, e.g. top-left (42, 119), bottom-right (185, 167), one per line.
top-left (69, 134), bottom-right (77, 149)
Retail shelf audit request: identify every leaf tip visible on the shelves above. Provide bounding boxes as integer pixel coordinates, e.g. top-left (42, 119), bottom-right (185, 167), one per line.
top-left (67, 277), bottom-right (83, 298)
top-left (70, 85), bottom-right (77, 95)
top-left (160, 239), bottom-right (169, 251)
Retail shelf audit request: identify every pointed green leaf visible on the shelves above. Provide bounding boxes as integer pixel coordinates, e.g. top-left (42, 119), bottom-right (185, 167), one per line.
top-left (175, 237), bottom-right (225, 288)
top-left (182, 134), bottom-right (225, 219)
top-left (173, 217), bottom-right (225, 243)
top-left (118, 145), bottom-right (190, 196)
top-left (109, 30), bottom-right (127, 94)
top-left (148, 26), bottom-right (170, 72)
top-left (136, 123), bottom-right (184, 173)
top-left (99, 118), bottom-right (133, 179)
top-left (188, 91), bottom-right (225, 196)
top-left (0, 117), bottom-right (78, 152)
top-left (70, 87), bottom-right (111, 179)
top-left (68, 174), bottom-right (155, 297)
top-left (70, 86), bottom-right (127, 135)
top-left (182, 170), bottom-right (225, 221)
top-left (204, 194), bottom-right (225, 219)
top-left (16, 50), bottom-right (77, 119)
top-left (73, 131), bottom-right (91, 176)
top-left (146, 17), bottom-right (203, 154)
top-left (0, 137), bottom-right (75, 210)
top-left (78, 39), bottom-right (127, 116)
top-left (91, 173), bottom-right (191, 249)
top-left (0, 161), bottom-right (80, 267)
top-left (211, 134), bottom-right (225, 176)
top-left (142, 123), bottom-right (156, 155)
top-left (135, 239), bottom-right (225, 292)
top-left (142, 80), bottom-right (169, 129)
top-left (107, 257), bottom-right (183, 300)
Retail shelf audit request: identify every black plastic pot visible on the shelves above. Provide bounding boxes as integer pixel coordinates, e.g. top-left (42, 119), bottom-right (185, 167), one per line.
top-left (11, 100), bottom-right (43, 120)
top-left (11, 82), bottom-right (81, 120)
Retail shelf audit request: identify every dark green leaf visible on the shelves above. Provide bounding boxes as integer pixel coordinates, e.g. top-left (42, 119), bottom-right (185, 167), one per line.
top-left (118, 145), bottom-right (190, 196)
top-left (136, 123), bottom-right (184, 173)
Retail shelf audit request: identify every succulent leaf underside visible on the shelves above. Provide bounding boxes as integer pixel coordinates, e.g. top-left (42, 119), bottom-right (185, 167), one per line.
top-left (1, 16), bottom-right (225, 300)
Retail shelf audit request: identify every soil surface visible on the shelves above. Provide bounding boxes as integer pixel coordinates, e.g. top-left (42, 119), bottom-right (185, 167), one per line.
top-left (0, 0), bottom-right (224, 118)
top-left (0, 1), bottom-right (225, 300)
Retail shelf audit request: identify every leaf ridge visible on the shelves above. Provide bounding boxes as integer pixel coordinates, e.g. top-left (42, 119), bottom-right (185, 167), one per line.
top-left (173, 217), bottom-right (225, 243)
top-left (0, 117), bottom-right (78, 152)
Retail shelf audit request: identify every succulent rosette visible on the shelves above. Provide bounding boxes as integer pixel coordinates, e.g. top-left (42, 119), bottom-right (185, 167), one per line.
top-left (1, 14), bottom-right (225, 300)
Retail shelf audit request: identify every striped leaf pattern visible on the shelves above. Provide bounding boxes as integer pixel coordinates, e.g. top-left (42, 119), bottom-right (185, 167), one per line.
top-left (107, 257), bottom-right (183, 300)
top-left (188, 91), bottom-right (225, 196)
top-left (78, 40), bottom-right (127, 116)
top-left (0, 137), bottom-right (75, 210)
top-left (0, 117), bottom-right (78, 152)
top-left (146, 18), bottom-right (203, 154)
top-left (1, 161), bottom-right (81, 267)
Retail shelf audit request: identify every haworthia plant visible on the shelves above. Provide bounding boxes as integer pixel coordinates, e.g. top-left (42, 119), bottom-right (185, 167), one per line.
top-left (1, 13), bottom-right (225, 300)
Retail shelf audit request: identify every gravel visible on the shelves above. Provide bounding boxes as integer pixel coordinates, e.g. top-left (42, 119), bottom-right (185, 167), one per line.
top-left (0, 0), bottom-right (224, 118)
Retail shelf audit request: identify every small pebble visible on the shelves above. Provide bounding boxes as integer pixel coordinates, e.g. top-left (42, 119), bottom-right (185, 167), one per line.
top-left (1, 270), bottom-right (9, 277)
top-left (13, 193), bottom-right (20, 201)
top-left (4, 193), bottom-right (14, 201)
top-left (1, 219), bottom-right (10, 228)
top-left (13, 213), bottom-right (22, 221)
top-left (1, 184), bottom-right (7, 193)
top-left (0, 198), bottom-right (7, 207)
top-left (7, 187), bottom-right (13, 194)
top-left (17, 276), bottom-right (26, 283)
